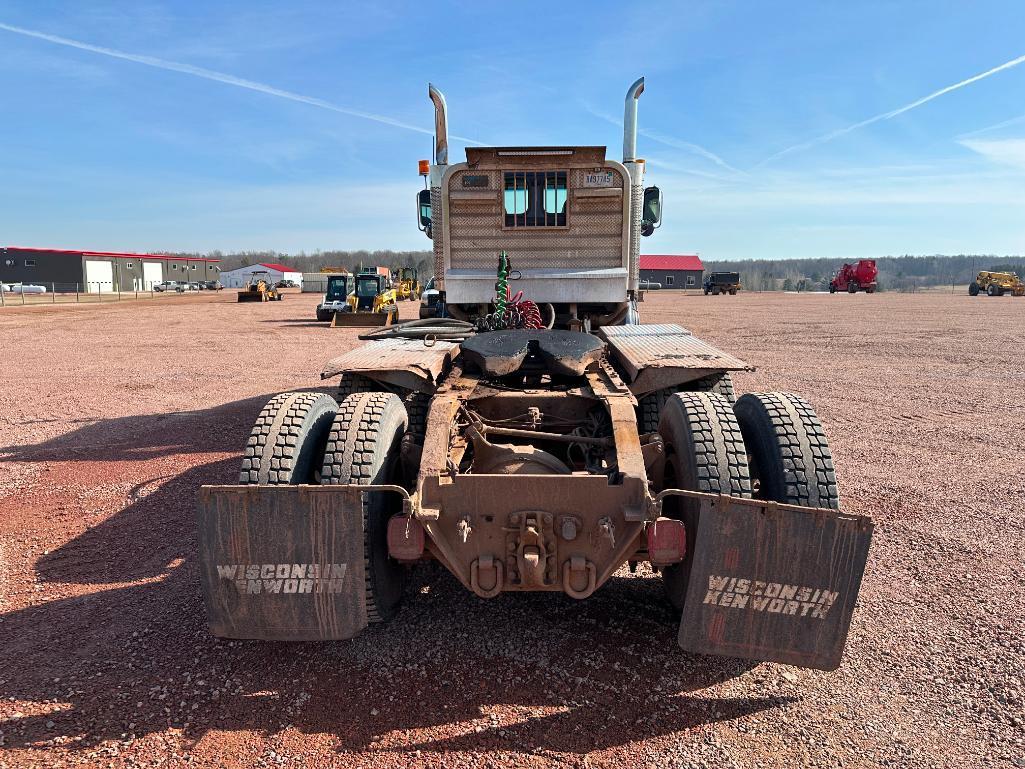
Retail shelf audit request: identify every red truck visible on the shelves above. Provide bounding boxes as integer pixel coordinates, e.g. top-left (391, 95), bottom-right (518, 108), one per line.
top-left (829, 260), bottom-right (877, 294)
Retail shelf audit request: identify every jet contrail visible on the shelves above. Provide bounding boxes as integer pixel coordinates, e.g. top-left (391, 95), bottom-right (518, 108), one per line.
top-left (0, 21), bottom-right (481, 143)
top-left (582, 101), bottom-right (743, 174)
top-left (758, 52), bottom-right (1025, 166)
top-left (957, 112), bottom-right (1025, 139)
top-left (638, 127), bottom-right (747, 176)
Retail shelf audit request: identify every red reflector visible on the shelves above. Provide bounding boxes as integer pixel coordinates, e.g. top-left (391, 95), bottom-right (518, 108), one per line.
top-left (647, 517), bottom-right (686, 564)
top-left (387, 515), bottom-right (425, 561)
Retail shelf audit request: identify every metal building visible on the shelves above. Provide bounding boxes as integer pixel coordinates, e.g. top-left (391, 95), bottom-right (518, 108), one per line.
top-left (0, 247), bottom-right (221, 292)
top-left (219, 262), bottom-right (303, 289)
top-left (639, 254), bottom-right (704, 289)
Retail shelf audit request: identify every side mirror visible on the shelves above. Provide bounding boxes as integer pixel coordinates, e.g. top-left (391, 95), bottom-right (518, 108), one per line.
top-left (641, 185), bottom-right (662, 237)
top-left (417, 189), bottom-right (433, 239)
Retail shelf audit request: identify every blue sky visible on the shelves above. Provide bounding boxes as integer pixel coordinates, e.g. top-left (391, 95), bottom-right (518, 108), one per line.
top-left (1, 1), bottom-right (1023, 259)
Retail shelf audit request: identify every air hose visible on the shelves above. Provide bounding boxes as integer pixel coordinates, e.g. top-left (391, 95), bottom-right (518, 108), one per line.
top-left (358, 318), bottom-right (475, 342)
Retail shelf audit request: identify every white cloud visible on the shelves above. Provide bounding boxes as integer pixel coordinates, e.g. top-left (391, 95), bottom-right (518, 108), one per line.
top-left (958, 138), bottom-right (1025, 170)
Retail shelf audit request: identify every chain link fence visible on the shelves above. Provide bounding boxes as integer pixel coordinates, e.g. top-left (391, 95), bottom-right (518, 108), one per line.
top-left (0, 281), bottom-right (225, 306)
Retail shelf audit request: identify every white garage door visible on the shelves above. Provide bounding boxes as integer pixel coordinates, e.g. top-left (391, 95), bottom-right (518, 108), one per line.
top-left (85, 259), bottom-right (114, 293)
top-left (143, 262), bottom-right (162, 289)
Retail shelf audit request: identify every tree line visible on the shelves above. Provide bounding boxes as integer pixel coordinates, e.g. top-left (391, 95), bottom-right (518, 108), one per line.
top-left (157, 250), bottom-right (1023, 292)
top-left (700, 254), bottom-right (1025, 292)
top-left (158, 250), bottom-right (435, 278)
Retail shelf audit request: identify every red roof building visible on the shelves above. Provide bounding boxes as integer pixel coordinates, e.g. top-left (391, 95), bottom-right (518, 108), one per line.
top-left (638, 254), bottom-right (704, 289)
top-left (5, 246), bottom-right (219, 263)
top-left (257, 262), bottom-right (295, 273)
top-left (1, 245), bottom-right (220, 293)
top-left (639, 254), bottom-right (703, 271)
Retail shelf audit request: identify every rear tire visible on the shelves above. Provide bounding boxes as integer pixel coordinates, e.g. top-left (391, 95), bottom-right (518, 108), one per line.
top-left (638, 372), bottom-right (736, 434)
top-left (239, 392), bottom-right (338, 484)
top-left (654, 392), bottom-right (752, 610)
top-left (987, 284), bottom-right (999, 297)
top-left (847, 282), bottom-right (857, 293)
top-left (404, 391), bottom-right (430, 438)
top-left (338, 372), bottom-right (379, 399)
top-left (316, 308), bottom-right (332, 322)
top-left (733, 392), bottom-right (839, 510)
top-left (321, 393), bottom-right (409, 622)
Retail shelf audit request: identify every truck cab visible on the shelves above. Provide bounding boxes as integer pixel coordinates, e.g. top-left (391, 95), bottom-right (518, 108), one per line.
top-left (417, 80), bottom-right (662, 330)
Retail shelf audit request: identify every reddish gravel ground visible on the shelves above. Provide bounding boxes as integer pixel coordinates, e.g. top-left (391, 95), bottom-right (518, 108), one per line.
top-left (0, 289), bottom-right (1022, 769)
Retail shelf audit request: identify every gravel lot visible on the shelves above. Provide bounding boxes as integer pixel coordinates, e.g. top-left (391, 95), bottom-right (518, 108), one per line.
top-left (1, 289), bottom-right (1022, 768)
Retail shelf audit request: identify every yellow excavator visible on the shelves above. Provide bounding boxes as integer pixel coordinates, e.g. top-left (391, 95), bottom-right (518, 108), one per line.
top-left (237, 272), bottom-right (283, 302)
top-left (330, 272), bottom-right (398, 326)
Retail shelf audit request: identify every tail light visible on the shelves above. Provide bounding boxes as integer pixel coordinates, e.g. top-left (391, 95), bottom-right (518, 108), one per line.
top-left (387, 515), bottom-right (425, 561)
top-left (647, 517), bottom-right (686, 564)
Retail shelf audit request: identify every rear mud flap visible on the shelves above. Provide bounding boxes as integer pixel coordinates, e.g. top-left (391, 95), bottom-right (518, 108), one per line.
top-left (197, 485), bottom-right (367, 641)
top-left (671, 493), bottom-right (872, 670)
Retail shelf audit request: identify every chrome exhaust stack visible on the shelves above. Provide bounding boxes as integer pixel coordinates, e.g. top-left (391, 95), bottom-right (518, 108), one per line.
top-left (428, 84), bottom-right (449, 290)
top-left (622, 77), bottom-right (645, 295)
top-left (623, 76), bottom-right (644, 163)
top-left (429, 83), bottom-right (449, 166)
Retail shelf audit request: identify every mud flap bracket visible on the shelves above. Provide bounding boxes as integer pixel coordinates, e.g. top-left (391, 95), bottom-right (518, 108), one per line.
top-left (197, 484), bottom-right (370, 641)
top-left (663, 491), bottom-right (872, 671)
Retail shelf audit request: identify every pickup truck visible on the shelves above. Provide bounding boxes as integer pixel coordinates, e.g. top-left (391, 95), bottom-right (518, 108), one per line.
top-left (154, 281), bottom-right (185, 293)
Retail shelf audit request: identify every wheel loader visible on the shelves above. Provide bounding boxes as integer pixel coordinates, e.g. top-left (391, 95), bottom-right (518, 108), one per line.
top-left (968, 270), bottom-right (1025, 297)
top-left (197, 79), bottom-right (872, 671)
top-left (395, 267), bottom-right (422, 301)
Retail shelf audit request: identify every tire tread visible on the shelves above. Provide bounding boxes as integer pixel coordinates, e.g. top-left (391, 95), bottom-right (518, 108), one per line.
top-left (322, 392), bottom-right (408, 622)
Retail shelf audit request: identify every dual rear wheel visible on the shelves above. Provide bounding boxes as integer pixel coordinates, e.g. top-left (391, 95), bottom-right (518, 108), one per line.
top-left (239, 383), bottom-right (839, 620)
top-left (652, 390), bottom-right (839, 609)
top-left (239, 389), bottom-right (410, 623)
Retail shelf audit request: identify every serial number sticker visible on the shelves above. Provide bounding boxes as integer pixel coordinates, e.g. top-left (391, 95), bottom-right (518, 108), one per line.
top-left (583, 170), bottom-right (614, 187)
top-left (462, 175), bottom-right (489, 188)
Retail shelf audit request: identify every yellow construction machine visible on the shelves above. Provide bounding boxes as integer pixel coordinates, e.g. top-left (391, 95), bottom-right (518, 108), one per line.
top-left (330, 272), bottom-right (398, 326)
top-left (237, 272), bottom-right (283, 302)
top-left (969, 271), bottom-right (1025, 297)
top-left (395, 267), bottom-right (422, 301)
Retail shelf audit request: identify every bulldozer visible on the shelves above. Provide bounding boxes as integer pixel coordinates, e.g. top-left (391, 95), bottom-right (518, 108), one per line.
top-left (197, 79), bottom-right (872, 671)
top-left (969, 270), bottom-right (1025, 297)
top-left (328, 272), bottom-right (399, 327)
top-left (237, 272), bottom-right (282, 302)
top-left (395, 267), bottom-right (422, 301)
